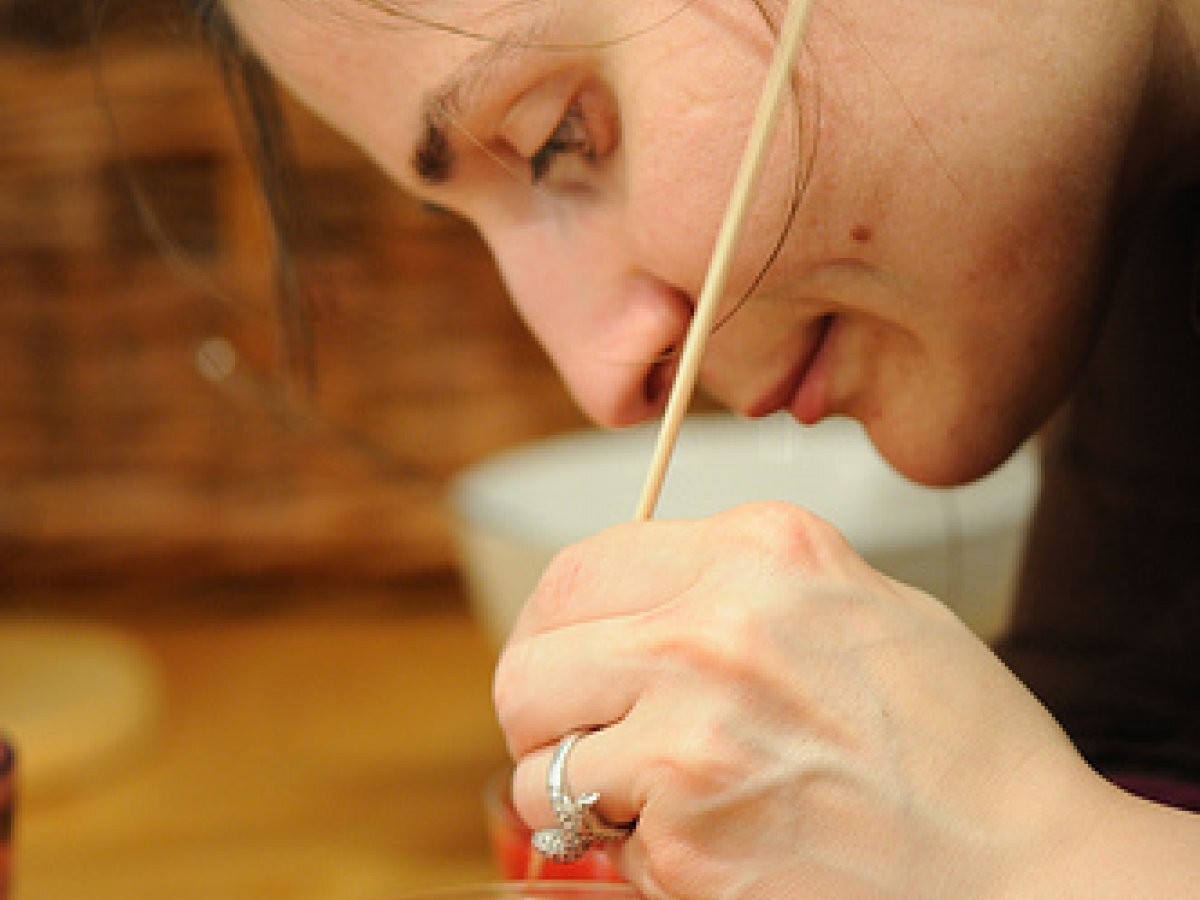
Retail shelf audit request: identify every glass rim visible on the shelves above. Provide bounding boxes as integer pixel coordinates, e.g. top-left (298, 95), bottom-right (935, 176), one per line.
top-left (393, 882), bottom-right (640, 898)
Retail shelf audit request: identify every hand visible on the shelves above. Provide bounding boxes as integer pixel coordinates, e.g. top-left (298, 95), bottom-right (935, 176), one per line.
top-left (494, 502), bottom-right (1118, 899)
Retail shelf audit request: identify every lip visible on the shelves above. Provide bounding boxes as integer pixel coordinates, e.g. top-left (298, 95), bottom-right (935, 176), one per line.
top-left (745, 315), bottom-right (835, 419)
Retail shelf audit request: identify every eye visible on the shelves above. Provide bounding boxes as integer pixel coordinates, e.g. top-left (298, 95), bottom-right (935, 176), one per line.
top-left (529, 101), bottom-right (594, 184)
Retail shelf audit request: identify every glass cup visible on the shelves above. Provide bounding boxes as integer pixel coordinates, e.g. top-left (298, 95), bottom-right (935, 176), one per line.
top-left (483, 770), bottom-right (624, 883)
top-left (396, 884), bottom-right (640, 899)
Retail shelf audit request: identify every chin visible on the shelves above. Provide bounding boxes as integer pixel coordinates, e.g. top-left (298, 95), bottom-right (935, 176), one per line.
top-left (862, 416), bottom-right (1028, 489)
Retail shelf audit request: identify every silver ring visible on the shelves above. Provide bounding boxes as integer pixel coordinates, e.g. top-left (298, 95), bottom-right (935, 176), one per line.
top-left (530, 730), bottom-right (633, 863)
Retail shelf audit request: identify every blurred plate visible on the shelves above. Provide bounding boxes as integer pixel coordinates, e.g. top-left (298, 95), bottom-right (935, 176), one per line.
top-left (0, 621), bottom-right (159, 799)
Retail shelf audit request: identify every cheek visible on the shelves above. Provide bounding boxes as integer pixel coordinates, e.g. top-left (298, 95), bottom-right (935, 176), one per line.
top-left (835, 165), bottom-right (1111, 485)
top-left (864, 275), bottom-right (1098, 486)
top-left (614, 29), bottom-right (782, 295)
top-left (625, 162), bottom-right (728, 291)
top-left (620, 109), bottom-right (804, 302)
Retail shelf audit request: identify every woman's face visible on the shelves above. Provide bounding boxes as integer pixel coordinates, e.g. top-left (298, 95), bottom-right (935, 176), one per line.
top-left (226, 0), bottom-right (1164, 485)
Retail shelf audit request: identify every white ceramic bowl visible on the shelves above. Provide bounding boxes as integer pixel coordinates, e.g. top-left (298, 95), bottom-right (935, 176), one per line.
top-left (449, 414), bottom-right (1039, 645)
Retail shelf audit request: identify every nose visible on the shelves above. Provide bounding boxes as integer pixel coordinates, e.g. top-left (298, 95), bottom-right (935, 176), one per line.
top-left (484, 219), bottom-right (694, 428)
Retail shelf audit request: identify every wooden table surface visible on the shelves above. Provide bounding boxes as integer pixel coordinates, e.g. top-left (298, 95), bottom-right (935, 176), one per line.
top-left (8, 591), bottom-right (512, 900)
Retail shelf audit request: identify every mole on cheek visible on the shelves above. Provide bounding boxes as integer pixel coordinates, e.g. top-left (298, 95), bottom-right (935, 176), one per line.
top-left (851, 225), bottom-right (873, 243)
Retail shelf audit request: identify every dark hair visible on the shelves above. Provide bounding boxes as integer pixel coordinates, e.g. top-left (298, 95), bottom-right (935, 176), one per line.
top-left (189, 0), bottom-right (316, 390)
top-left (86, 0), bottom-right (317, 390)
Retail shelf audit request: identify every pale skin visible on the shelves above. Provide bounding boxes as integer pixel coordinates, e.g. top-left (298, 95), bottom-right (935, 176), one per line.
top-left (224, 0), bottom-right (1200, 895)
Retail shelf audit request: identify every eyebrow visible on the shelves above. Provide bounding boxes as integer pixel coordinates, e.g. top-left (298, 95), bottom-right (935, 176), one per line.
top-left (413, 109), bottom-right (455, 184)
top-left (410, 25), bottom-right (545, 185)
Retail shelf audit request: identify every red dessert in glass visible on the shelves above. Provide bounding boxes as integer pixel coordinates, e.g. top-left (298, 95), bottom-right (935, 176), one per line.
top-left (484, 770), bottom-right (624, 883)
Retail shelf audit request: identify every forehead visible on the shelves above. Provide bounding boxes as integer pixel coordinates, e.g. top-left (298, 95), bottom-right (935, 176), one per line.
top-left (224, 0), bottom-right (710, 189)
top-left (224, 1), bottom-right (579, 128)
top-left (224, 0), bottom-right (497, 78)
top-left (223, 0), bottom-right (506, 167)
top-left (225, 0), bottom-right (690, 73)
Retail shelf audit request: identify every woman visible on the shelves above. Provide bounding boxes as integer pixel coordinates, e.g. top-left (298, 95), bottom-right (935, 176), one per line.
top-left (213, 0), bottom-right (1200, 895)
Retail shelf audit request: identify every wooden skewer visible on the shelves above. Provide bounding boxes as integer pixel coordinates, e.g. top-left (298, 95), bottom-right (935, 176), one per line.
top-left (634, 0), bottom-right (816, 521)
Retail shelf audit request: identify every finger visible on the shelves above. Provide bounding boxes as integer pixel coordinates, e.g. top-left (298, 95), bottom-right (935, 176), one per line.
top-left (507, 516), bottom-right (709, 645)
top-left (510, 673), bottom-right (750, 835)
top-left (511, 722), bottom-right (644, 833)
top-left (494, 616), bottom-right (646, 759)
top-left (508, 502), bottom-right (861, 646)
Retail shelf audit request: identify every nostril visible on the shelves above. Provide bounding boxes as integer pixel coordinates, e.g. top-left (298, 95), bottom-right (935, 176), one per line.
top-left (643, 356), bottom-right (680, 409)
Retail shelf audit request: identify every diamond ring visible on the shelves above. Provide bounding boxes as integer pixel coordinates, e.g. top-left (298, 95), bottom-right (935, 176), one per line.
top-left (530, 730), bottom-right (633, 863)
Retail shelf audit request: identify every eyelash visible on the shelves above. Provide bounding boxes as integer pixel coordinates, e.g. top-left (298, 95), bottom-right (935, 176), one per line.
top-left (530, 102), bottom-right (594, 183)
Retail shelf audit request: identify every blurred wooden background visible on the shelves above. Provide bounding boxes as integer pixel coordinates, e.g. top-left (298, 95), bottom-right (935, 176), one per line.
top-left (0, 0), bottom-right (588, 602)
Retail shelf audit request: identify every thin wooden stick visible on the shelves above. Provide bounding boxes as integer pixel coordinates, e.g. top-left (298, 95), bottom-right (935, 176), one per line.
top-left (634, 0), bottom-right (816, 520)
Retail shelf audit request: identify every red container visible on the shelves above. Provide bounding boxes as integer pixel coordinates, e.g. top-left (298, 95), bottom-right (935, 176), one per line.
top-left (484, 771), bottom-right (624, 883)
top-left (1, 737), bottom-right (13, 900)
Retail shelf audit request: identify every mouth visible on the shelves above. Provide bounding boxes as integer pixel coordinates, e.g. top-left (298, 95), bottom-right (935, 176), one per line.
top-left (745, 314), bottom-right (836, 419)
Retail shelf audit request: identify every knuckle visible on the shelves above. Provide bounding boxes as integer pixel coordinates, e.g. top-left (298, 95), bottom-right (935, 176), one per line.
top-left (647, 587), bottom-right (767, 677)
top-left (721, 500), bottom-right (849, 572)
top-left (667, 726), bottom-right (743, 797)
top-left (526, 542), bottom-right (587, 623)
